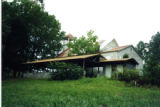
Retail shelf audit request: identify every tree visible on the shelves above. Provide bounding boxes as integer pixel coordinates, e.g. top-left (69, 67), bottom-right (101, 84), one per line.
top-left (135, 41), bottom-right (148, 60)
top-left (67, 30), bottom-right (99, 56)
top-left (148, 32), bottom-right (160, 64)
top-left (49, 62), bottom-right (84, 80)
top-left (2, 0), bottom-right (64, 78)
top-left (144, 32), bottom-right (160, 85)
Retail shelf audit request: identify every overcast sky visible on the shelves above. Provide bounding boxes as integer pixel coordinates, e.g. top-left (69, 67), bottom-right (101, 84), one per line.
top-left (44, 0), bottom-right (160, 46)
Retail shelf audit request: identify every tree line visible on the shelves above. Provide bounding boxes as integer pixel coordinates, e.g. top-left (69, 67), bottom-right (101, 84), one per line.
top-left (2, 0), bottom-right (65, 78)
top-left (2, 0), bottom-right (99, 79)
top-left (136, 32), bottom-right (160, 85)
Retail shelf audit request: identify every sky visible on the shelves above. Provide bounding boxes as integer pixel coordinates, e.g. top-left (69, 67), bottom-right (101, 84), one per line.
top-left (44, 0), bottom-right (160, 46)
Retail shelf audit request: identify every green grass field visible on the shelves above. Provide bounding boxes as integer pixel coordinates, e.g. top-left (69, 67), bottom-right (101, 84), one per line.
top-left (2, 77), bottom-right (160, 107)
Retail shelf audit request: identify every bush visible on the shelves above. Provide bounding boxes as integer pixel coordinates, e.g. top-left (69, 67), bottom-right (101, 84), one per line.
top-left (111, 71), bottom-right (122, 80)
top-left (112, 68), bottom-right (139, 82)
top-left (141, 65), bottom-right (160, 86)
top-left (122, 68), bottom-right (139, 82)
top-left (123, 53), bottom-right (129, 58)
top-left (49, 62), bottom-right (84, 80)
top-left (112, 65), bottom-right (160, 86)
top-left (150, 65), bottom-right (160, 86)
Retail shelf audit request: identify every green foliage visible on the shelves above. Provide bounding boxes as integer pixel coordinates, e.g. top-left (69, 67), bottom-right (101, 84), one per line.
top-left (143, 65), bottom-right (160, 86)
top-left (136, 32), bottom-right (160, 86)
top-left (146, 32), bottom-right (160, 68)
top-left (135, 41), bottom-right (148, 59)
top-left (144, 32), bottom-right (160, 86)
top-left (48, 62), bottom-right (84, 80)
top-left (112, 69), bottom-right (139, 82)
top-left (2, 78), bottom-right (160, 107)
top-left (2, 0), bottom-right (64, 78)
top-left (111, 71), bottom-right (123, 80)
top-left (67, 30), bottom-right (100, 56)
top-left (122, 69), bottom-right (139, 82)
top-left (123, 53), bottom-right (129, 58)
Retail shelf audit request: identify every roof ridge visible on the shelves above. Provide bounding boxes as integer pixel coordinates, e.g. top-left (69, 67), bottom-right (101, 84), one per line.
top-left (102, 45), bottom-right (132, 53)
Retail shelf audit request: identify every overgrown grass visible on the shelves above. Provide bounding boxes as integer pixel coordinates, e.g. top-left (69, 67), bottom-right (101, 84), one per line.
top-left (2, 77), bottom-right (160, 107)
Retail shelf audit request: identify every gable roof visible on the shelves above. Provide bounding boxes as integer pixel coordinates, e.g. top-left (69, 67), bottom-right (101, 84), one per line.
top-left (56, 48), bottom-right (70, 58)
top-left (98, 40), bottom-right (106, 45)
top-left (100, 39), bottom-right (119, 51)
top-left (100, 58), bottom-right (138, 64)
top-left (102, 45), bottom-right (144, 60)
top-left (25, 53), bottom-right (100, 64)
top-left (64, 33), bottom-right (75, 40)
top-left (102, 45), bottom-right (131, 53)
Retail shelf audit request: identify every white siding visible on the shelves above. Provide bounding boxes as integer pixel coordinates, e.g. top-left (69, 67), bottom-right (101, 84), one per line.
top-left (100, 39), bottom-right (119, 51)
top-left (104, 65), bottom-right (112, 78)
top-left (101, 52), bottom-right (118, 59)
top-left (118, 47), bottom-right (143, 69)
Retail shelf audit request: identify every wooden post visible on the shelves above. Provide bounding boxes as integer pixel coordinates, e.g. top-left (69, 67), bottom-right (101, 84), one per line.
top-left (98, 66), bottom-right (99, 73)
top-left (83, 59), bottom-right (86, 76)
top-left (83, 59), bottom-right (85, 69)
top-left (97, 66), bottom-right (99, 77)
top-left (92, 67), bottom-right (93, 75)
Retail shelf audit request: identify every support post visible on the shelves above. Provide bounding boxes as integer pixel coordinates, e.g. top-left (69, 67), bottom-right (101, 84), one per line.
top-left (83, 59), bottom-right (85, 69)
top-left (83, 59), bottom-right (86, 76)
top-left (92, 67), bottom-right (93, 75)
top-left (98, 66), bottom-right (99, 73)
top-left (97, 66), bottom-right (99, 77)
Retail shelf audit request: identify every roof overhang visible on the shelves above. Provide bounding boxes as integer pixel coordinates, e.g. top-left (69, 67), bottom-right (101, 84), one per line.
top-left (100, 58), bottom-right (138, 65)
top-left (101, 45), bottom-right (132, 53)
top-left (24, 53), bottom-right (100, 64)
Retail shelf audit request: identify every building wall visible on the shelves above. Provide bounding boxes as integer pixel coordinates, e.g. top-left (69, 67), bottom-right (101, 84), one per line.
top-left (100, 39), bottom-right (119, 52)
top-left (101, 46), bottom-right (143, 69)
top-left (104, 65), bottom-right (112, 78)
top-left (117, 47), bottom-right (143, 69)
top-left (101, 52), bottom-right (118, 59)
top-left (23, 72), bottom-right (51, 79)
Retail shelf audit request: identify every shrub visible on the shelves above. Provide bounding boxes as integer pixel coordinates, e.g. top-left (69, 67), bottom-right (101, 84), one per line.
top-left (112, 68), bottom-right (139, 82)
top-left (123, 54), bottom-right (129, 58)
top-left (111, 71), bottom-right (122, 80)
top-left (49, 62), bottom-right (84, 80)
top-left (141, 65), bottom-right (160, 86)
top-left (150, 65), bottom-right (160, 86)
top-left (122, 68), bottom-right (139, 82)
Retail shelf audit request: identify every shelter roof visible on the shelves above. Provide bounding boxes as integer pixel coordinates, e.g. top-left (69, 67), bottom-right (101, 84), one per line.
top-left (100, 58), bottom-right (138, 64)
top-left (25, 53), bottom-right (100, 64)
